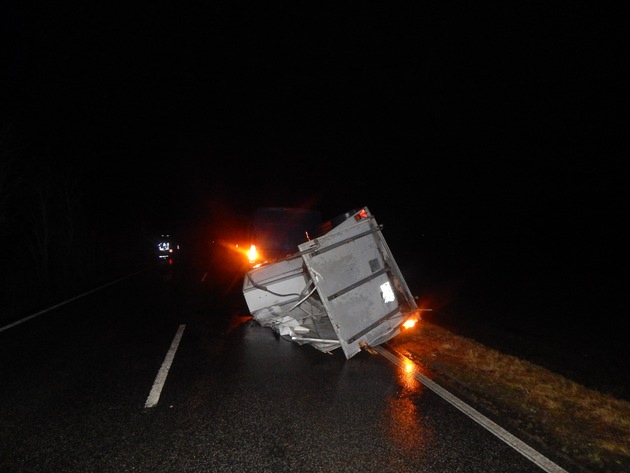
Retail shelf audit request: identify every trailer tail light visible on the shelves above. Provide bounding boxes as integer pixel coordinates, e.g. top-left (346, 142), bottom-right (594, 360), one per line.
top-left (402, 317), bottom-right (417, 330)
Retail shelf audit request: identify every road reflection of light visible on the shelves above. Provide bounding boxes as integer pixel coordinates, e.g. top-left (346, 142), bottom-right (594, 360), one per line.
top-left (227, 313), bottom-right (252, 334)
top-left (384, 355), bottom-right (431, 451)
top-left (401, 358), bottom-right (417, 391)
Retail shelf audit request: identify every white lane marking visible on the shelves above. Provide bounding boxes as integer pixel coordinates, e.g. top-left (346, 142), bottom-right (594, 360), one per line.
top-left (145, 324), bottom-right (186, 408)
top-left (201, 272), bottom-right (207, 282)
top-left (0, 267), bottom-right (153, 334)
top-left (375, 345), bottom-right (569, 473)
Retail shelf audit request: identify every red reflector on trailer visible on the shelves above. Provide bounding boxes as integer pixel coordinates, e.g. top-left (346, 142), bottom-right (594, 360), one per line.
top-left (355, 208), bottom-right (369, 221)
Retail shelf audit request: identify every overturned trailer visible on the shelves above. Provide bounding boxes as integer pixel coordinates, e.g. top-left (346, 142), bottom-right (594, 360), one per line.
top-left (242, 207), bottom-right (419, 359)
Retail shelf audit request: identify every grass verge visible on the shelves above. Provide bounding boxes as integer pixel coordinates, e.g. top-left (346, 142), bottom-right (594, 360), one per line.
top-left (389, 321), bottom-right (630, 473)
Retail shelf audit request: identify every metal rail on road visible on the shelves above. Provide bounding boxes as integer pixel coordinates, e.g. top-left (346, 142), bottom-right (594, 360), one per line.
top-left (374, 345), bottom-right (569, 473)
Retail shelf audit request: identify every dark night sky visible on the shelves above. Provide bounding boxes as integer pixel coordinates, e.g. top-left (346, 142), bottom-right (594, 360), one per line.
top-left (2, 3), bottom-right (626, 251)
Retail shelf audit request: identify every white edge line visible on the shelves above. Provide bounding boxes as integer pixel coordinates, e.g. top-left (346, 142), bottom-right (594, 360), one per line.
top-left (374, 345), bottom-right (569, 473)
top-left (145, 324), bottom-right (186, 408)
top-left (0, 266), bottom-right (153, 334)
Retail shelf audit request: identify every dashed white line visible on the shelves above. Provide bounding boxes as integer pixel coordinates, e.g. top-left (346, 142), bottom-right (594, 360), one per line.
top-left (145, 324), bottom-right (186, 408)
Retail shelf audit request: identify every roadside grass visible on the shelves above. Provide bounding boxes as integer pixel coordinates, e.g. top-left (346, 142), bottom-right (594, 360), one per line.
top-left (390, 321), bottom-right (630, 473)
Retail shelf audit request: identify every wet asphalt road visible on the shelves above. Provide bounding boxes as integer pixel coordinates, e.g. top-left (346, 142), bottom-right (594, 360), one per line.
top-left (0, 264), bottom-right (565, 472)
